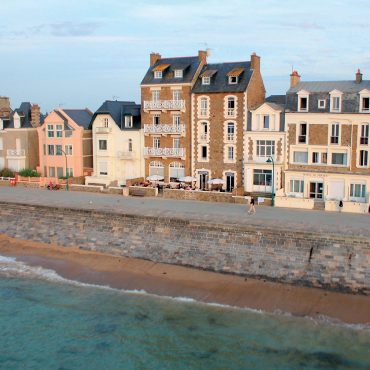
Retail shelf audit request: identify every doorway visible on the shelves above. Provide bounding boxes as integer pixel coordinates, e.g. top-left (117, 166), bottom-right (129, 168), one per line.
top-left (226, 172), bottom-right (235, 192)
top-left (199, 171), bottom-right (209, 190)
top-left (309, 182), bottom-right (323, 199)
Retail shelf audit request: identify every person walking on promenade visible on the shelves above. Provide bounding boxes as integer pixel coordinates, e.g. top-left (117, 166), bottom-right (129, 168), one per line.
top-left (248, 197), bottom-right (256, 215)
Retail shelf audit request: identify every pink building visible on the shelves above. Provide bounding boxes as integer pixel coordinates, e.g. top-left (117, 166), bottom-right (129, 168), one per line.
top-left (37, 108), bottom-right (93, 178)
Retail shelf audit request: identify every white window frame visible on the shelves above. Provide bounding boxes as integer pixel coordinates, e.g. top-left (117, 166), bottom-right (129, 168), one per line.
top-left (330, 123), bottom-right (340, 145)
top-left (331, 152), bottom-right (348, 166)
top-left (359, 149), bottom-right (368, 167)
top-left (173, 90), bottom-right (182, 101)
top-left (263, 115), bottom-right (270, 129)
top-left (173, 138), bottom-right (180, 149)
top-left (153, 115), bottom-right (160, 125)
top-left (289, 179), bottom-right (304, 196)
top-left (318, 99), bottom-right (326, 109)
top-left (256, 140), bottom-right (275, 158)
top-left (174, 70), bottom-right (183, 78)
top-left (360, 123), bottom-right (369, 145)
top-left (200, 97), bottom-right (208, 117)
top-left (152, 90), bottom-right (160, 102)
top-left (227, 146), bottom-right (234, 160)
top-left (47, 124), bottom-right (54, 138)
top-left (99, 139), bottom-right (107, 151)
top-left (153, 137), bottom-right (160, 149)
top-left (154, 71), bottom-right (162, 79)
top-left (292, 151), bottom-right (308, 164)
top-left (227, 97), bottom-right (235, 117)
top-left (297, 122), bottom-right (308, 144)
top-left (228, 76), bottom-right (238, 84)
top-left (173, 115), bottom-right (181, 126)
top-left (103, 118), bottom-right (109, 127)
top-left (56, 124), bottom-right (63, 138)
top-left (202, 76), bottom-right (210, 85)
top-left (329, 90), bottom-right (343, 113)
top-left (349, 183), bottom-right (366, 201)
top-left (227, 122), bottom-right (235, 142)
top-left (297, 91), bottom-right (309, 112)
top-left (124, 116), bottom-right (133, 128)
top-left (65, 145), bottom-right (73, 155)
top-left (359, 90), bottom-right (370, 113)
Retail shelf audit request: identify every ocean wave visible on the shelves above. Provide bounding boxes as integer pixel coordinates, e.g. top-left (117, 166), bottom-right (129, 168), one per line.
top-left (0, 254), bottom-right (369, 332)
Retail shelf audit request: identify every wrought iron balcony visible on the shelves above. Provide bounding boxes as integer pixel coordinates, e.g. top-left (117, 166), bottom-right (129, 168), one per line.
top-left (144, 147), bottom-right (185, 158)
top-left (144, 124), bottom-right (185, 135)
top-left (7, 149), bottom-right (25, 157)
top-left (143, 100), bottom-right (185, 111)
top-left (95, 127), bottom-right (112, 134)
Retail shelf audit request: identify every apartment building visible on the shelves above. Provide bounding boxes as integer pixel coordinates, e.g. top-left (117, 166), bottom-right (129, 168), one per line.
top-left (244, 95), bottom-right (286, 196)
top-left (192, 53), bottom-right (265, 191)
top-left (278, 70), bottom-right (370, 213)
top-left (37, 108), bottom-right (93, 178)
top-left (0, 97), bottom-right (42, 172)
top-left (141, 51), bottom-right (207, 181)
top-left (86, 100), bottom-right (143, 187)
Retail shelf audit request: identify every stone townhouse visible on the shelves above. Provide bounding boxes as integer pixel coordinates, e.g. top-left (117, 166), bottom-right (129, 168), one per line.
top-left (244, 95), bottom-right (286, 197)
top-left (85, 100), bottom-right (143, 187)
top-left (0, 97), bottom-right (42, 172)
top-left (191, 53), bottom-right (265, 192)
top-left (277, 70), bottom-right (370, 213)
top-left (141, 51), bottom-right (207, 182)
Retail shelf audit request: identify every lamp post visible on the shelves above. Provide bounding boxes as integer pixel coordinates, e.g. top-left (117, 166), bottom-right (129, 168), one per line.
top-left (266, 156), bottom-right (274, 206)
top-left (60, 148), bottom-right (69, 191)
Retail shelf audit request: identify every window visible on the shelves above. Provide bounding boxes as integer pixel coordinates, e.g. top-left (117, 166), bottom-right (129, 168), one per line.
top-left (201, 122), bottom-right (208, 140)
top-left (331, 153), bottom-right (347, 165)
top-left (331, 96), bottom-right (341, 112)
top-left (47, 145), bottom-right (54, 156)
top-left (169, 162), bottom-right (185, 181)
top-left (99, 140), bottom-right (107, 150)
top-left (125, 116), bottom-right (133, 128)
top-left (47, 124), bottom-right (54, 138)
top-left (318, 100), bottom-right (326, 109)
top-left (293, 151), bottom-right (308, 163)
top-left (359, 150), bottom-right (368, 167)
top-left (331, 123), bottom-right (340, 144)
top-left (49, 167), bottom-right (55, 177)
top-left (298, 123), bottom-right (307, 143)
top-left (227, 146), bottom-right (234, 160)
top-left (263, 115), bottom-right (270, 129)
top-left (322, 152), bottom-right (328, 164)
top-left (228, 76), bottom-right (238, 84)
top-left (257, 140), bottom-right (275, 157)
top-left (173, 115), bottom-right (181, 126)
top-left (154, 137), bottom-right (160, 149)
top-left (57, 167), bottom-right (63, 178)
top-left (152, 90), bottom-right (160, 101)
top-left (362, 97), bottom-right (370, 112)
top-left (67, 168), bottom-right (73, 177)
top-left (153, 115), bottom-right (160, 125)
top-left (174, 70), bottom-right (183, 78)
top-left (65, 145), bottom-right (72, 155)
top-left (56, 145), bottom-right (62, 156)
top-left (290, 179), bottom-right (304, 194)
top-left (173, 90), bottom-right (182, 101)
top-left (253, 169), bottom-right (272, 186)
top-left (312, 152), bottom-right (320, 164)
top-left (103, 118), bottom-right (109, 127)
top-left (360, 124), bottom-right (369, 144)
top-left (202, 76), bottom-right (210, 85)
top-left (149, 161), bottom-right (164, 176)
top-left (56, 125), bottom-right (63, 138)
top-left (299, 97), bottom-right (308, 112)
top-left (227, 97), bottom-right (235, 116)
top-left (99, 162), bottom-right (108, 176)
top-left (154, 71), bottom-right (162, 79)
top-left (227, 122), bottom-right (235, 141)
top-left (128, 139), bottom-right (133, 152)
top-left (173, 138), bottom-right (180, 149)
top-left (201, 146), bottom-right (207, 160)
top-left (350, 184), bottom-right (366, 199)
top-left (200, 98), bottom-right (208, 116)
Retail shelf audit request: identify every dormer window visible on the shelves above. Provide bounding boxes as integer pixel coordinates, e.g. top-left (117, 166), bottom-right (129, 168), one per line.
top-left (154, 71), bottom-right (162, 79)
top-left (297, 90), bottom-right (309, 112)
top-left (202, 76), bottom-right (210, 85)
top-left (318, 100), bottom-right (326, 109)
top-left (359, 90), bottom-right (370, 112)
top-left (329, 90), bottom-right (342, 112)
top-left (174, 69), bottom-right (183, 78)
top-left (263, 115), bottom-right (270, 129)
top-left (125, 116), bottom-right (133, 128)
top-left (228, 76), bottom-right (238, 84)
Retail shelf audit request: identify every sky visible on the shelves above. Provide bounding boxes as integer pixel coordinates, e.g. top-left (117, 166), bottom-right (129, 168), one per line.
top-left (1, 0), bottom-right (370, 112)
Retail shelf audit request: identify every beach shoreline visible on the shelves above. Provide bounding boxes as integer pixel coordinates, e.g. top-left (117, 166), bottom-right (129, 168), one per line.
top-left (0, 233), bottom-right (369, 325)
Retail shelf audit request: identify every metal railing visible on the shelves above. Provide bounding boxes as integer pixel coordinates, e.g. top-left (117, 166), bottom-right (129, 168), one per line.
top-left (7, 149), bottom-right (25, 156)
top-left (144, 124), bottom-right (185, 135)
top-left (144, 147), bottom-right (185, 157)
top-left (143, 100), bottom-right (185, 110)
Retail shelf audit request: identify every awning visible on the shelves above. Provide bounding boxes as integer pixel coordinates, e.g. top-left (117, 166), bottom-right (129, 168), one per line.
top-left (227, 67), bottom-right (244, 77)
top-left (153, 64), bottom-right (170, 72)
top-left (200, 69), bottom-right (217, 78)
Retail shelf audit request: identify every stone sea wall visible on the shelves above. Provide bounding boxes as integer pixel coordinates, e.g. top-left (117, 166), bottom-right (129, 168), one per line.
top-left (0, 202), bottom-right (368, 294)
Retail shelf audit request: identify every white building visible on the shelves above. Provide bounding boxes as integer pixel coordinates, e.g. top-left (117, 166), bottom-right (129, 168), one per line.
top-left (86, 101), bottom-right (144, 187)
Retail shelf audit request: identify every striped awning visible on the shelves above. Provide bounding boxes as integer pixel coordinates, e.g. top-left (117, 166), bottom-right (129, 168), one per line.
top-left (153, 64), bottom-right (170, 72)
top-left (227, 67), bottom-right (244, 77)
top-left (201, 69), bottom-right (217, 78)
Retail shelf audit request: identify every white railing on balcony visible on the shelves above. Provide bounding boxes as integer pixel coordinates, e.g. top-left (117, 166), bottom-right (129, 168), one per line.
top-left (227, 109), bottom-right (236, 117)
top-left (144, 124), bottom-right (185, 135)
top-left (7, 149), bottom-right (25, 157)
top-left (144, 147), bottom-right (185, 157)
top-left (143, 100), bottom-right (185, 110)
top-left (227, 134), bottom-right (235, 141)
top-left (117, 151), bottom-right (135, 159)
top-left (95, 127), bottom-right (112, 134)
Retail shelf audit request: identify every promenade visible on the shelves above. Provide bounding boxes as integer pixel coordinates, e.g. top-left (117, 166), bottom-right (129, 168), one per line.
top-left (0, 187), bottom-right (368, 237)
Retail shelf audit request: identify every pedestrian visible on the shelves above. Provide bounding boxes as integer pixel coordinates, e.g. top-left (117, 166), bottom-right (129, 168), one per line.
top-left (248, 197), bottom-right (256, 215)
top-left (339, 200), bottom-right (343, 212)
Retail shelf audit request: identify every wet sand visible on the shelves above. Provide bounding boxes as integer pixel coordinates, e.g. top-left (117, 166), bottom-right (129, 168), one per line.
top-left (0, 233), bottom-right (369, 325)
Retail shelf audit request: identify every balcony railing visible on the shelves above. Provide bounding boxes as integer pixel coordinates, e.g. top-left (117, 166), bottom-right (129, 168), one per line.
top-left (117, 151), bottom-right (135, 159)
top-left (143, 100), bottom-right (185, 111)
top-left (96, 127), bottom-right (112, 134)
top-left (227, 108), bottom-right (236, 117)
top-left (7, 149), bottom-right (25, 157)
top-left (227, 134), bottom-right (235, 141)
top-left (144, 124), bottom-right (185, 135)
top-left (144, 147), bottom-right (185, 158)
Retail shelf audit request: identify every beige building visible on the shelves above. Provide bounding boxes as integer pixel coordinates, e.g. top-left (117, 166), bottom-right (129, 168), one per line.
top-left (276, 70), bottom-right (370, 213)
top-left (0, 97), bottom-right (42, 172)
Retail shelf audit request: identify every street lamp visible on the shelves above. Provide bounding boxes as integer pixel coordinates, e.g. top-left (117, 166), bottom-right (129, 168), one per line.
top-left (266, 156), bottom-right (274, 206)
top-left (59, 148), bottom-right (69, 191)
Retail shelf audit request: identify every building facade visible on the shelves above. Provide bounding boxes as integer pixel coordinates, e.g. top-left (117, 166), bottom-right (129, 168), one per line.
top-left (278, 70), bottom-right (370, 213)
top-left (244, 95), bottom-right (286, 195)
top-left (141, 51), bottom-right (207, 182)
top-left (37, 108), bottom-right (93, 179)
top-left (0, 97), bottom-right (42, 172)
top-left (192, 53), bottom-right (265, 191)
top-left (86, 101), bottom-right (143, 187)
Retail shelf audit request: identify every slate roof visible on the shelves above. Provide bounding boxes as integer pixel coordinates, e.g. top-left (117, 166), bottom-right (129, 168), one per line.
top-left (62, 109), bottom-right (93, 130)
top-left (287, 80), bottom-right (370, 94)
top-left (90, 101), bottom-right (141, 130)
top-left (192, 61), bottom-right (253, 93)
top-left (141, 56), bottom-right (201, 85)
top-left (2, 102), bottom-right (43, 129)
top-left (265, 95), bottom-right (286, 105)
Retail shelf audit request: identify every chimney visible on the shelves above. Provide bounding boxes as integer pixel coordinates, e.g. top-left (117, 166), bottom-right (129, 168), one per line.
top-left (0, 96), bottom-right (10, 110)
top-left (198, 50), bottom-right (207, 64)
top-left (31, 104), bottom-right (41, 127)
top-left (355, 68), bottom-right (363, 84)
top-left (290, 70), bottom-right (301, 88)
top-left (250, 52), bottom-right (260, 71)
top-left (150, 52), bottom-right (161, 67)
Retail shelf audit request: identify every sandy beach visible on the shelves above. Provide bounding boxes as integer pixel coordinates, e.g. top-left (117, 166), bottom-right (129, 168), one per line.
top-left (0, 233), bottom-right (369, 325)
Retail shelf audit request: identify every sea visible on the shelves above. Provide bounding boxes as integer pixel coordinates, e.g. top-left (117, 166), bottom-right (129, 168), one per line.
top-left (0, 255), bottom-right (369, 370)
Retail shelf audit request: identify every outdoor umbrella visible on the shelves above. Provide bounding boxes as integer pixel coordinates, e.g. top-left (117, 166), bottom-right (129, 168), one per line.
top-left (178, 176), bottom-right (197, 183)
top-left (146, 175), bottom-right (164, 181)
top-left (207, 178), bottom-right (225, 185)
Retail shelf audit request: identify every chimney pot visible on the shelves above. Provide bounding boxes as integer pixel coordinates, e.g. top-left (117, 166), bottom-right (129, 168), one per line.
top-left (250, 52), bottom-right (260, 71)
top-left (31, 104), bottom-right (41, 127)
top-left (356, 68), bottom-right (363, 84)
top-left (290, 70), bottom-right (301, 88)
top-left (150, 52), bottom-right (161, 67)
